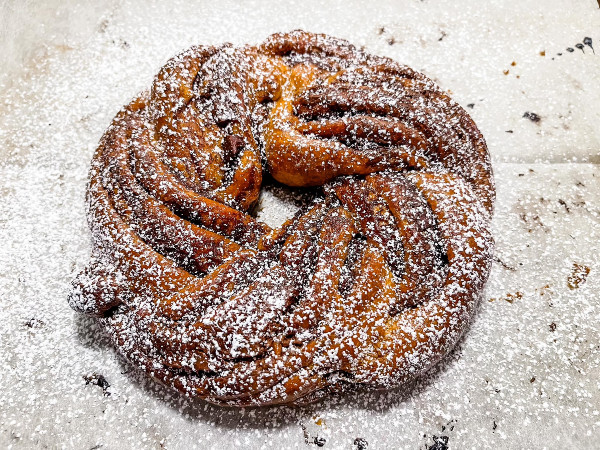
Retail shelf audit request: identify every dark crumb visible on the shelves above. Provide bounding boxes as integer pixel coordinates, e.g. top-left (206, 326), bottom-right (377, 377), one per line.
top-left (575, 43), bottom-right (585, 53)
top-left (511, 61), bottom-right (517, 66)
top-left (505, 130), bottom-right (514, 133)
top-left (520, 213), bottom-right (546, 233)
top-left (466, 103), bottom-right (474, 109)
top-left (83, 373), bottom-right (111, 396)
top-left (377, 27), bottom-right (385, 35)
top-left (492, 421), bottom-right (498, 431)
top-left (530, 377), bottom-right (536, 383)
top-left (566, 47), bottom-right (574, 53)
top-left (314, 436), bottom-right (326, 447)
top-left (301, 423), bottom-right (309, 444)
top-left (427, 436), bottom-right (449, 450)
top-left (549, 322), bottom-right (557, 332)
top-left (493, 256), bottom-right (516, 271)
top-left (387, 37), bottom-right (395, 45)
top-left (567, 263), bottom-right (591, 289)
top-left (575, 181), bottom-right (585, 187)
top-left (557, 199), bottom-right (570, 213)
top-left (503, 69), bottom-right (509, 75)
top-left (583, 37), bottom-right (594, 53)
top-left (438, 31), bottom-right (447, 42)
top-left (523, 111), bottom-right (541, 123)
top-left (89, 445), bottom-right (103, 450)
top-left (354, 437), bottom-right (368, 449)
top-left (518, 173), bottom-right (525, 176)
top-left (24, 318), bottom-right (45, 328)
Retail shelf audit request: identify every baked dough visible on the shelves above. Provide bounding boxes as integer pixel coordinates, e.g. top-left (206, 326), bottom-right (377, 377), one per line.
top-left (69, 31), bottom-right (494, 406)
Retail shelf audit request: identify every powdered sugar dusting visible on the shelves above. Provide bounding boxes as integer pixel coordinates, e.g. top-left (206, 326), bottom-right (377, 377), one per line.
top-left (62, 27), bottom-right (496, 408)
top-left (1, 1), bottom-right (599, 448)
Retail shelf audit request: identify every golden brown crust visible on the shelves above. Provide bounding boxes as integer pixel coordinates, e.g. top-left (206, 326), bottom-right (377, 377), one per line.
top-left (69, 30), bottom-right (494, 406)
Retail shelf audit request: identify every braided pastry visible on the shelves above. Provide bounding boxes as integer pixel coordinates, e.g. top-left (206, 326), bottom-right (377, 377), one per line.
top-left (69, 31), bottom-right (494, 406)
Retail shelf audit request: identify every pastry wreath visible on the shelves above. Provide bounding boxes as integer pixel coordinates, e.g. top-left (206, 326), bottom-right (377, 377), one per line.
top-left (69, 30), bottom-right (494, 406)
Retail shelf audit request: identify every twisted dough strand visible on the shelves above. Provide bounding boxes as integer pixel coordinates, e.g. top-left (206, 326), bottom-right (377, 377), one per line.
top-left (69, 30), bottom-right (494, 406)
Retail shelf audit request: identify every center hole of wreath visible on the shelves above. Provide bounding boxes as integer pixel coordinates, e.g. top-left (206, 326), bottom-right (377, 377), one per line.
top-left (253, 176), bottom-right (318, 229)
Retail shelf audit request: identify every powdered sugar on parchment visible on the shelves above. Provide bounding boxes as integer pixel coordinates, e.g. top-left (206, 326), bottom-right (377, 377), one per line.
top-left (1, 1), bottom-right (599, 449)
